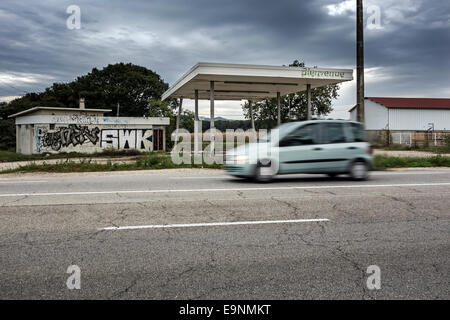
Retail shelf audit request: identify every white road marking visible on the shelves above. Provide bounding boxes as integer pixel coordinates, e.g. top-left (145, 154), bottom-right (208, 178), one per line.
top-left (169, 176), bottom-right (228, 179)
top-left (371, 171), bottom-right (450, 176)
top-left (169, 171), bottom-right (450, 179)
top-left (0, 182), bottom-right (450, 198)
top-left (100, 218), bottom-right (330, 231)
top-left (0, 180), bottom-right (47, 184)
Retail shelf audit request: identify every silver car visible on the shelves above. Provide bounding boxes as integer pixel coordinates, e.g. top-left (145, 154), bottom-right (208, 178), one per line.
top-left (225, 120), bottom-right (373, 182)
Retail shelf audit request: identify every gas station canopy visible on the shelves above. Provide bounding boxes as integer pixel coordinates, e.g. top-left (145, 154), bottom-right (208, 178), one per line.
top-left (162, 62), bottom-right (353, 153)
top-left (162, 62), bottom-right (353, 101)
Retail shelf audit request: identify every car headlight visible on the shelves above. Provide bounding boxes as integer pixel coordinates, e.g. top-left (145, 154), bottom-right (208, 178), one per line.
top-left (228, 155), bottom-right (249, 162)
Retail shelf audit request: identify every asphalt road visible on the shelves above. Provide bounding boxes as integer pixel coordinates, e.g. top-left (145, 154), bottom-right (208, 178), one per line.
top-left (0, 168), bottom-right (449, 299)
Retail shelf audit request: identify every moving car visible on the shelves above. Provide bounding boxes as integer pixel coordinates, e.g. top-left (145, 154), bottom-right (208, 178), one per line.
top-left (225, 120), bottom-right (373, 182)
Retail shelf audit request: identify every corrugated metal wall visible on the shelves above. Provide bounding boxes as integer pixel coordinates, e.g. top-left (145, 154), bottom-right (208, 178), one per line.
top-left (388, 109), bottom-right (450, 131)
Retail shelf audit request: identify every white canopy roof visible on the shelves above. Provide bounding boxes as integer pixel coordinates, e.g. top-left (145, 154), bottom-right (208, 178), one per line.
top-left (162, 62), bottom-right (353, 101)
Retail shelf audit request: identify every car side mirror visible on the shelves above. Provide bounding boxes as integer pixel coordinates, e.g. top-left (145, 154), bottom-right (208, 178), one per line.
top-left (279, 137), bottom-right (293, 147)
top-left (297, 137), bottom-right (313, 145)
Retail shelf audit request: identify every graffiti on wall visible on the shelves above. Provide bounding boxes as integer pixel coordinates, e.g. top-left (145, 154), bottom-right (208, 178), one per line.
top-left (42, 125), bottom-right (100, 151)
top-left (51, 114), bottom-right (101, 125)
top-left (101, 129), bottom-right (153, 150)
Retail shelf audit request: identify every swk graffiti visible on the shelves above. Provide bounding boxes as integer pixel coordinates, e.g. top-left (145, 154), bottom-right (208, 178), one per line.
top-left (42, 125), bottom-right (100, 151)
top-left (101, 129), bottom-right (153, 150)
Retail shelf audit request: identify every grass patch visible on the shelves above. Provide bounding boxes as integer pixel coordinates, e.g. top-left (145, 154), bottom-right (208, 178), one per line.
top-left (378, 145), bottom-right (450, 154)
top-left (0, 149), bottom-right (154, 163)
top-left (2, 155), bottom-right (223, 174)
top-left (2, 154), bottom-right (449, 174)
top-left (373, 155), bottom-right (450, 170)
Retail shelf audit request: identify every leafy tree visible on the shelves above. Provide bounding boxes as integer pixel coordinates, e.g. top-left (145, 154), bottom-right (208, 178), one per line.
top-left (242, 60), bottom-right (339, 129)
top-left (2, 63), bottom-right (170, 118)
top-left (0, 63), bottom-right (173, 150)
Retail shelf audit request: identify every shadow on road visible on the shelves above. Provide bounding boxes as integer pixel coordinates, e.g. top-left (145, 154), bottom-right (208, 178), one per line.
top-left (224, 174), bottom-right (380, 185)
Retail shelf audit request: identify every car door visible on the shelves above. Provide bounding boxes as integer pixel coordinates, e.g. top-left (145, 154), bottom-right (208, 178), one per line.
top-left (278, 123), bottom-right (325, 173)
top-left (317, 122), bottom-right (353, 172)
top-left (342, 122), bottom-right (369, 162)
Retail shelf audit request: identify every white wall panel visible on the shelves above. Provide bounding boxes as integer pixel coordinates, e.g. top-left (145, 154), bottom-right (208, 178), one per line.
top-left (388, 109), bottom-right (450, 131)
top-left (364, 100), bottom-right (389, 130)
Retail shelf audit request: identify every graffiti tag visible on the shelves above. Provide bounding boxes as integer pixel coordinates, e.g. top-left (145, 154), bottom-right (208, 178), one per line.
top-left (101, 129), bottom-right (153, 150)
top-left (42, 125), bottom-right (100, 151)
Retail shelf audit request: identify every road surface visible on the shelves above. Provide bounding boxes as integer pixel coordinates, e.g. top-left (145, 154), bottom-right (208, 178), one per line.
top-left (0, 168), bottom-right (449, 299)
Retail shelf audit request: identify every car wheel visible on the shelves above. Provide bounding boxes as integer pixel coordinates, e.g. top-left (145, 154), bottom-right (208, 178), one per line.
top-left (254, 160), bottom-right (274, 183)
top-left (349, 160), bottom-right (369, 180)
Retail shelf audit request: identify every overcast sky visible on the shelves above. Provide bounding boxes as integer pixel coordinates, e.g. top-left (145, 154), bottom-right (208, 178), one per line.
top-left (0, 0), bottom-right (449, 119)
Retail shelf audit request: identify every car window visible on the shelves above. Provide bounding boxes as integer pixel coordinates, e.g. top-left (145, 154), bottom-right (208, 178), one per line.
top-left (322, 123), bottom-right (346, 144)
top-left (280, 123), bottom-right (320, 147)
top-left (346, 123), bottom-right (366, 142)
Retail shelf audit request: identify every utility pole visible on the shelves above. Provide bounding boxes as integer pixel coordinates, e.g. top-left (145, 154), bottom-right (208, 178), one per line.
top-left (356, 0), bottom-right (365, 124)
top-left (116, 102), bottom-right (120, 117)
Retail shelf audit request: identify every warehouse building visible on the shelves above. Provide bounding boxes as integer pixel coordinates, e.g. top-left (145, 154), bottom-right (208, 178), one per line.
top-left (9, 99), bottom-right (170, 154)
top-left (349, 97), bottom-right (450, 146)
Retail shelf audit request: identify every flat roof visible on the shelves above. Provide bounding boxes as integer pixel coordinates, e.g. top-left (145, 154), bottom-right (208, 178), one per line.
top-left (8, 107), bottom-right (112, 118)
top-left (162, 62), bottom-right (353, 101)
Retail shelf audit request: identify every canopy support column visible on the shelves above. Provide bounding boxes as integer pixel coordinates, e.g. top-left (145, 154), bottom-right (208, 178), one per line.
top-left (209, 81), bottom-right (215, 155)
top-left (210, 81), bottom-right (215, 129)
top-left (175, 98), bottom-right (183, 142)
top-left (194, 90), bottom-right (199, 154)
top-left (249, 100), bottom-right (255, 131)
top-left (306, 84), bottom-right (312, 120)
top-left (277, 92), bottom-right (281, 126)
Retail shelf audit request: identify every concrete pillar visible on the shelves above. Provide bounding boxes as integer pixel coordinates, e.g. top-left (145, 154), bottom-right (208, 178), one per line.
top-left (249, 100), bottom-right (255, 131)
top-left (16, 125), bottom-right (20, 154)
top-left (210, 81), bottom-right (215, 129)
top-left (176, 98), bottom-right (183, 132)
top-left (277, 92), bottom-right (281, 126)
top-left (175, 98), bottom-right (183, 144)
top-left (306, 84), bottom-right (312, 120)
top-left (194, 90), bottom-right (200, 154)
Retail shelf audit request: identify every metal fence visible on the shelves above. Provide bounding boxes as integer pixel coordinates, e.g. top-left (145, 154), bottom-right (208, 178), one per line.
top-left (390, 132), bottom-right (412, 145)
top-left (390, 131), bottom-right (449, 146)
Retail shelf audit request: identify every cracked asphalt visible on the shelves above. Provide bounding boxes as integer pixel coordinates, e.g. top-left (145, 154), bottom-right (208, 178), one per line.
top-left (0, 168), bottom-right (449, 299)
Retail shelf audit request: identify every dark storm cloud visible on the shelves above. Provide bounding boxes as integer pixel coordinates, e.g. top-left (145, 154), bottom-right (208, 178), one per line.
top-left (0, 0), bottom-right (449, 107)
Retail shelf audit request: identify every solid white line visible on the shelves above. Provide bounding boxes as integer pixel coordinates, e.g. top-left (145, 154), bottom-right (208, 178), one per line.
top-left (0, 181), bottom-right (47, 184)
top-left (0, 182), bottom-right (450, 198)
top-left (100, 218), bottom-right (330, 231)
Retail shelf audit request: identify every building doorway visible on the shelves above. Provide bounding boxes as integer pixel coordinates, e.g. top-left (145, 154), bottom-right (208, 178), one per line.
top-left (153, 129), bottom-right (164, 151)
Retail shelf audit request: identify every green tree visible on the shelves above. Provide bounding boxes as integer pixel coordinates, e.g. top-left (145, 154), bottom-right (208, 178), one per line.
top-left (0, 63), bottom-right (173, 150)
top-left (2, 63), bottom-right (170, 118)
top-left (242, 60), bottom-right (339, 129)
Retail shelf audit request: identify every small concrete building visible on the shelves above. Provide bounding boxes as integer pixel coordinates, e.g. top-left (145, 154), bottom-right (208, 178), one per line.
top-left (349, 97), bottom-right (450, 145)
top-left (9, 101), bottom-right (170, 154)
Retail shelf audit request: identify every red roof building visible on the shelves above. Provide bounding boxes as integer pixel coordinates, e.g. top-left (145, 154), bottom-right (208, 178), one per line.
top-left (349, 97), bottom-right (450, 131)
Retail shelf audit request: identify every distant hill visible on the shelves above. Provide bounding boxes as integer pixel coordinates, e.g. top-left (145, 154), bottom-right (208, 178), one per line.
top-left (199, 116), bottom-right (234, 122)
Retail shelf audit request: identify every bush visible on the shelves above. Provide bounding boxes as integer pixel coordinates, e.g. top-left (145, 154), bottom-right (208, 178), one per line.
top-left (373, 155), bottom-right (450, 170)
top-left (444, 135), bottom-right (450, 148)
top-left (0, 119), bottom-right (16, 151)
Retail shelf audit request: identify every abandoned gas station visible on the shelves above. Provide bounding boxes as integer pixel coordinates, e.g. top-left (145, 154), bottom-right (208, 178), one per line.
top-left (162, 62), bottom-right (353, 152)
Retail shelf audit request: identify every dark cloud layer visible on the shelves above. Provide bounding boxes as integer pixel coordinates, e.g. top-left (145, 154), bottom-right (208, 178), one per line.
top-left (0, 0), bottom-right (449, 114)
